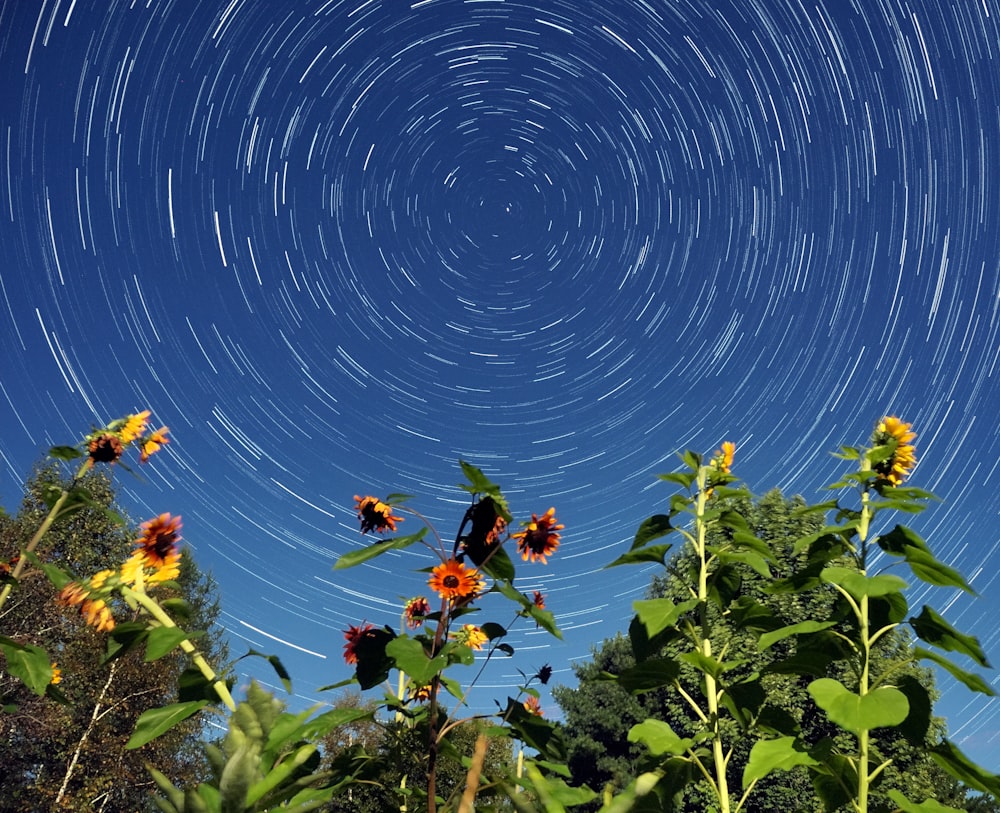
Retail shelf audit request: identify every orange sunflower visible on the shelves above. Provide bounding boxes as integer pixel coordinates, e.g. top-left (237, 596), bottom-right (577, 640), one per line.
top-left (532, 590), bottom-right (546, 609)
top-left (343, 622), bottom-right (375, 665)
top-left (87, 433), bottom-right (124, 467)
top-left (127, 514), bottom-right (182, 581)
top-left (354, 495), bottom-right (403, 534)
top-left (119, 410), bottom-right (152, 443)
top-left (523, 695), bottom-right (543, 716)
top-left (57, 580), bottom-right (116, 632)
top-left (514, 508), bottom-right (563, 564)
top-left (428, 558), bottom-right (485, 602)
top-left (871, 416), bottom-right (917, 485)
top-left (712, 441), bottom-right (736, 474)
top-left (140, 426), bottom-right (170, 463)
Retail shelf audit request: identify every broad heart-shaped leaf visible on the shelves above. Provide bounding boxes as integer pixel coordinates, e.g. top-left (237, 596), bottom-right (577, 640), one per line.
top-left (126, 700), bottom-right (209, 749)
top-left (48, 444), bottom-right (83, 460)
top-left (615, 657), bottom-right (681, 693)
top-left (820, 566), bottom-right (908, 598)
top-left (894, 673), bottom-right (933, 745)
top-left (628, 719), bottom-right (694, 757)
top-left (481, 544), bottom-right (515, 582)
top-left (914, 646), bottom-right (996, 696)
top-left (385, 636), bottom-right (447, 685)
top-left (886, 789), bottom-right (964, 812)
top-left (631, 514), bottom-right (673, 550)
top-left (929, 739), bottom-right (1000, 798)
top-left (459, 459), bottom-right (500, 496)
top-left (658, 471), bottom-right (696, 489)
top-left (608, 542), bottom-right (674, 568)
top-left (145, 625), bottom-right (203, 662)
top-left (332, 527), bottom-right (427, 569)
top-left (0, 636), bottom-right (52, 695)
top-left (758, 620), bottom-right (837, 651)
top-left (807, 678), bottom-right (908, 735)
top-left (633, 598), bottom-right (697, 639)
top-left (910, 605), bottom-right (991, 668)
top-left (743, 736), bottom-right (818, 788)
top-left (716, 549), bottom-right (771, 579)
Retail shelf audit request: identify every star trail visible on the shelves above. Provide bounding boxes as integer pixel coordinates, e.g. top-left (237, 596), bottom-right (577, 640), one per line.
top-left (1, 0), bottom-right (998, 766)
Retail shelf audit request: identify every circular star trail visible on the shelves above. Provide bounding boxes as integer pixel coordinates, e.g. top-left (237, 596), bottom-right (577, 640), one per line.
top-left (1, 0), bottom-right (998, 762)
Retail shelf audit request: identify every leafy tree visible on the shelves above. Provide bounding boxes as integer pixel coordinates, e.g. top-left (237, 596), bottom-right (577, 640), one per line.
top-left (554, 489), bottom-right (977, 811)
top-left (0, 462), bottom-right (227, 812)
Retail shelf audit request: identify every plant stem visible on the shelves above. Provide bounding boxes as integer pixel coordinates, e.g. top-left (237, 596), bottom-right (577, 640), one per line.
top-left (696, 468), bottom-right (731, 813)
top-left (856, 478), bottom-right (872, 813)
top-left (0, 490), bottom-right (71, 612)
top-left (122, 586), bottom-right (236, 711)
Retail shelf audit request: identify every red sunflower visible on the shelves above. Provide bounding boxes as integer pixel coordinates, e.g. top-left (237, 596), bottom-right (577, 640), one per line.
top-left (514, 508), bottom-right (563, 564)
top-left (354, 495), bottom-right (403, 534)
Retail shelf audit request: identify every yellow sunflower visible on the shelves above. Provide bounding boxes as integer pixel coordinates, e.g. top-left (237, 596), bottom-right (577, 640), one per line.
top-left (871, 416), bottom-right (917, 485)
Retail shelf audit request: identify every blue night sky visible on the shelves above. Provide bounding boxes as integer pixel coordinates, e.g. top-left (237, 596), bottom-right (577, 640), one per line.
top-left (1, 0), bottom-right (998, 767)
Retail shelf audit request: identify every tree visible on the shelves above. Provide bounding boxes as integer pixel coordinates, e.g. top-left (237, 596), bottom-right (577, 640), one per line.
top-left (0, 462), bottom-right (227, 811)
top-left (554, 490), bottom-right (979, 811)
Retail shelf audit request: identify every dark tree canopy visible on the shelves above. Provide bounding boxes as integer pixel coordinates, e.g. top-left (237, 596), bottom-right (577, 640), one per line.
top-left (0, 463), bottom-right (228, 812)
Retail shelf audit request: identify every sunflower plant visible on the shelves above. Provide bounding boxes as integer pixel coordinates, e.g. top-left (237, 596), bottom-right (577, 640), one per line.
top-left (333, 461), bottom-right (580, 812)
top-left (581, 418), bottom-right (1000, 813)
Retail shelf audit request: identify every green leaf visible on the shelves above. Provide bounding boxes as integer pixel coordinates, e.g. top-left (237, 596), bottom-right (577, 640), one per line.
top-left (0, 637), bottom-right (53, 695)
top-left (145, 626), bottom-right (202, 662)
top-left (928, 739), bottom-right (1000, 798)
top-left (758, 621), bottom-right (837, 651)
top-left (877, 525), bottom-right (975, 593)
top-left (385, 637), bottom-right (447, 685)
top-left (332, 528), bottom-right (428, 569)
top-left (628, 719), bottom-right (694, 757)
top-left (886, 789), bottom-right (964, 812)
top-left (894, 674), bottom-right (933, 745)
top-left (615, 658), bottom-right (681, 693)
top-left (913, 646), bottom-right (996, 696)
top-left (722, 676), bottom-right (767, 728)
top-left (481, 622), bottom-right (507, 640)
top-left (820, 566), bottom-right (908, 598)
top-left (657, 471), bottom-right (696, 489)
top-left (24, 550), bottom-right (72, 590)
top-left (633, 598), bottom-right (697, 639)
top-left (743, 736), bottom-right (818, 788)
top-left (459, 460), bottom-right (501, 497)
top-left (104, 621), bottom-right (150, 663)
top-left (526, 604), bottom-right (561, 638)
top-left (482, 544), bottom-right (515, 582)
top-left (716, 549), bottom-right (771, 579)
top-left (126, 701), bottom-right (209, 749)
top-left (910, 605), bottom-right (991, 668)
top-left (631, 514), bottom-right (673, 549)
top-left (383, 492), bottom-right (415, 503)
top-left (807, 678), bottom-right (908, 735)
top-left (607, 542), bottom-right (674, 568)
top-left (680, 449), bottom-right (702, 470)
top-left (238, 649), bottom-right (294, 693)
top-left (49, 444), bottom-right (83, 460)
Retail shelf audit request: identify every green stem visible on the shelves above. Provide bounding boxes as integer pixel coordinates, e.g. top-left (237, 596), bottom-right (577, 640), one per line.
top-left (857, 479), bottom-right (872, 813)
top-left (696, 468), bottom-right (731, 813)
top-left (123, 586), bottom-right (236, 711)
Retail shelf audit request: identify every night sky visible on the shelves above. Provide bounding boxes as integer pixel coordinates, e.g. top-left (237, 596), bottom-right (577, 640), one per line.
top-left (2, 0), bottom-right (998, 767)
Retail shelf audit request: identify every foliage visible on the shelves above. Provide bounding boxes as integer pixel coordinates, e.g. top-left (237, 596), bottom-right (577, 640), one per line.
top-left (0, 462), bottom-right (227, 811)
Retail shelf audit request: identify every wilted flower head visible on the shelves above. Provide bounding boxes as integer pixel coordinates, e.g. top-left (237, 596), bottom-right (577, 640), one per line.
top-left (532, 590), bottom-right (546, 610)
top-left (87, 434), bottom-right (124, 467)
top-left (428, 558), bottom-right (485, 602)
top-left (871, 416), bottom-right (917, 486)
top-left (514, 508), bottom-right (563, 564)
top-left (403, 596), bottom-right (431, 628)
top-left (354, 495), bottom-right (403, 534)
top-left (535, 664), bottom-right (553, 685)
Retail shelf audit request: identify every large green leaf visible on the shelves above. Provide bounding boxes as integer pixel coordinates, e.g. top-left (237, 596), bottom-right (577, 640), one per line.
top-left (928, 739), bottom-right (1000, 798)
top-left (333, 528), bottom-right (427, 569)
top-left (126, 700), bottom-right (209, 749)
top-left (628, 719), bottom-right (694, 757)
top-left (743, 736), bottom-right (818, 788)
top-left (913, 646), bottom-right (996, 696)
top-left (385, 636), bottom-right (447, 685)
top-left (758, 620), bottom-right (836, 651)
top-left (630, 514), bottom-right (673, 549)
top-left (807, 678), bottom-right (908, 735)
top-left (886, 789), bottom-right (963, 812)
top-left (910, 605), bottom-right (991, 668)
top-left (145, 626), bottom-right (202, 662)
top-left (877, 525), bottom-right (974, 593)
top-left (615, 658), bottom-right (681, 693)
top-left (608, 542), bottom-right (674, 568)
top-left (482, 544), bottom-right (515, 582)
top-left (0, 636), bottom-right (52, 695)
top-left (820, 567), bottom-right (908, 598)
top-left (633, 597), bottom-right (697, 639)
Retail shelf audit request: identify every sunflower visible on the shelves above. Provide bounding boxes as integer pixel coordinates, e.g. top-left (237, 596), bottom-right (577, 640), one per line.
top-left (514, 508), bottom-right (563, 564)
top-left (403, 596), bottom-right (431, 628)
top-left (133, 514), bottom-right (182, 577)
top-left (342, 622), bottom-right (375, 665)
top-left (871, 416), bottom-right (917, 485)
top-left (523, 695), bottom-right (543, 716)
top-left (454, 624), bottom-right (488, 651)
top-left (119, 410), bottom-right (152, 443)
top-left (711, 441), bottom-right (736, 474)
top-left (87, 433), bottom-right (124, 466)
top-left (49, 663), bottom-right (62, 685)
top-left (354, 495), bottom-right (403, 534)
top-left (140, 426), bottom-right (170, 463)
top-left (428, 558), bottom-right (485, 602)
top-left (532, 590), bottom-right (546, 609)
top-left (56, 570), bottom-right (119, 631)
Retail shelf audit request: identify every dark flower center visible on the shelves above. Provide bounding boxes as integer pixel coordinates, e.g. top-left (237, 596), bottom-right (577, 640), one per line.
top-left (443, 575), bottom-right (460, 589)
